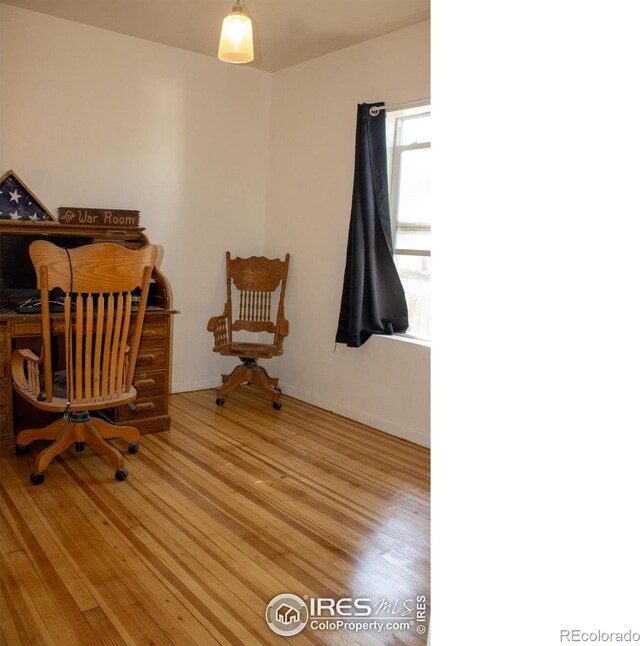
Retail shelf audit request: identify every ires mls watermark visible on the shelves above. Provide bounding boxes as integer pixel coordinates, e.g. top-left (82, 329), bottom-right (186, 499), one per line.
top-left (560, 629), bottom-right (640, 642)
top-left (265, 593), bottom-right (428, 637)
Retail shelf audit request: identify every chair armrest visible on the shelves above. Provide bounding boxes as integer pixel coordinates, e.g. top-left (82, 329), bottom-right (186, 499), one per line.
top-left (277, 319), bottom-right (289, 338)
top-left (12, 348), bottom-right (43, 395)
top-left (274, 318), bottom-right (289, 353)
top-left (207, 314), bottom-right (224, 332)
top-left (207, 305), bottom-right (231, 351)
top-left (207, 304), bottom-right (231, 331)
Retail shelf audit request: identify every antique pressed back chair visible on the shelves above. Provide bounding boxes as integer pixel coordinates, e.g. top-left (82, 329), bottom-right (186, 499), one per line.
top-left (11, 240), bottom-right (157, 485)
top-left (207, 251), bottom-right (290, 409)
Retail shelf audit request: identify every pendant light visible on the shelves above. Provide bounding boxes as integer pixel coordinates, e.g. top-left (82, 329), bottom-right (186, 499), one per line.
top-left (217, 0), bottom-right (254, 64)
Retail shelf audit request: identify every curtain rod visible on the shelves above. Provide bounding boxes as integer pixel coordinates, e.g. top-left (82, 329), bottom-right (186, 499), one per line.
top-left (369, 98), bottom-right (430, 117)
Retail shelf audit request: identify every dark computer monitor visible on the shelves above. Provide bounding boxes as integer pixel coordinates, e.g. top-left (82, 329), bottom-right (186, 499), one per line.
top-left (0, 233), bottom-right (91, 302)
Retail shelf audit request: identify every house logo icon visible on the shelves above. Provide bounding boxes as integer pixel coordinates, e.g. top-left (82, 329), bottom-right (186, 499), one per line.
top-left (276, 603), bottom-right (300, 624)
top-left (265, 594), bottom-right (309, 636)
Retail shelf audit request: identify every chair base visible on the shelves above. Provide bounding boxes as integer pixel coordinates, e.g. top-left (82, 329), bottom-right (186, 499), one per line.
top-left (217, 358), bottom-right (282, 407)
top-left (16, 414), bottom-right (141, 484)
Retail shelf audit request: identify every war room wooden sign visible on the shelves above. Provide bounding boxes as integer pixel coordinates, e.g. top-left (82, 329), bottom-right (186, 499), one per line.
top-left (57, 207), bottom-right (140, 228)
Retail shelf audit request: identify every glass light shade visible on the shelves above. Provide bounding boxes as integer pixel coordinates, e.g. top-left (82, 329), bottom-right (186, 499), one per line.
top-left (218, 7), bottom-right (254, 64)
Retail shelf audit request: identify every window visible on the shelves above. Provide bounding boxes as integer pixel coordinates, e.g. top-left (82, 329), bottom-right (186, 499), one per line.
top-left (387, 104), bottom-right (430, 341)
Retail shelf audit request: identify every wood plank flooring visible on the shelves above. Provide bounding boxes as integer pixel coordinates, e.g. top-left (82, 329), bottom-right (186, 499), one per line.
top-left (1, 387), bottom-right (429, 645)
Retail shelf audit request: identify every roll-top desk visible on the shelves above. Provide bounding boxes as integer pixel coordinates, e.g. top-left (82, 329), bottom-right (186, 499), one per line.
top-left (0, 220), bottom-right (176, 456)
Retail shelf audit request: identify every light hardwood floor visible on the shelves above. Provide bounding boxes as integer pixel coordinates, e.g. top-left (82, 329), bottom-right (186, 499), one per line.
top-left (1, 387), bottom-right (429, 645)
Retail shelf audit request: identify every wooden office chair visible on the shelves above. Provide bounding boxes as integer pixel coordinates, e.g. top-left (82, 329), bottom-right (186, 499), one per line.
top-left (207, 251), bottom-right (290, 409)
top-left (11, 240), bottom-right (157, 485)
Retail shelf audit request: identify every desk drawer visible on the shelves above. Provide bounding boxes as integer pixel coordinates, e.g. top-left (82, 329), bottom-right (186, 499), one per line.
top-left (0, 386), bottom-right (9, 410)
top-left (1, 412), bottom-right (11, 446)
top-left (133, 370), bottom-right (167, 396)
top-left (133, 346), bottom-right (167, 371)
top-left (51, 318), bottom-right (168, 338)
top-left (13, 321), bottom-right (42, 336)
top-left (0, 323), bottom-right (8, 353)
top-left (139, 319), bottom-right (168, 344)
top-left (120, 393), bottom-right (167, 420)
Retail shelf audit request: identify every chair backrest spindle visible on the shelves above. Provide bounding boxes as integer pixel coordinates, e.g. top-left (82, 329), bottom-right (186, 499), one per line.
top-left (84, 294), bottom-right (93, 400)
top-left (93, 295), bottom-right (104, 400)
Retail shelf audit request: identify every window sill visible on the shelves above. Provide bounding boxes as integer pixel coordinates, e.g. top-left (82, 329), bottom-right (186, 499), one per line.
top-left (376, 333), bottom-right (430, 348)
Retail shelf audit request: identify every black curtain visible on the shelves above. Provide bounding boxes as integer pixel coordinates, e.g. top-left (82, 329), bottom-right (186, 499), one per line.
top-left (335, 102), bottom-right (408, 347)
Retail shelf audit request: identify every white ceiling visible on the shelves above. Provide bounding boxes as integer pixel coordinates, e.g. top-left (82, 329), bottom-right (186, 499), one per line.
top-left (3, 0), bottom-right (430, 72)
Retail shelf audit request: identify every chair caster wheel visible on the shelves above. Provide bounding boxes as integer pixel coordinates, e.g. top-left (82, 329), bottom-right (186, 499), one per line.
top-left (75, 442), bottom-right (85, 452)
top-left (115, 469), bottom-right (128, 481)
top-left (30, 472), bottom-right (45, 485)
top-left (272, 401), bottom-right (282, 410)
top-left (216, 398), bottom-right (225, 406)
top-left (128, 442), bottom-right (139, 454)
top-left (16, 444), bottom-right (29, 455)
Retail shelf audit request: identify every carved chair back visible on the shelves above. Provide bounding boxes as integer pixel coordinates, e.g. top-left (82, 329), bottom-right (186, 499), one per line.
top-left (225, 252), bottom-right (289, 343)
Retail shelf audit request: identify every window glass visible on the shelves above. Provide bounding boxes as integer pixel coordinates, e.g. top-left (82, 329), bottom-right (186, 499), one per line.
top-left (395, 229), bottom-right (430, 252)
top-left (400, 113), bottom-right (430, 145)
top-left (397, 147), bottom-right (430, 226)
top-left (394, 254), bottom-right (431, 341)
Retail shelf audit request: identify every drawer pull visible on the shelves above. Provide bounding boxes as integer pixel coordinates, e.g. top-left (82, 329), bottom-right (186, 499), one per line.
top-left (135, 402), bottom-right (156, 411)
top-left (137, 354), bottom-right (156, 363)
top-left (142, 329), bottom-right (158, 337)
top-left (134, 378), bottom-right (156, 388)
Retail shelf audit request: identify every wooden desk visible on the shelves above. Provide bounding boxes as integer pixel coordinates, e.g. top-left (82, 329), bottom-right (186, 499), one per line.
top-left (0, 221), bottom-right (175, 455)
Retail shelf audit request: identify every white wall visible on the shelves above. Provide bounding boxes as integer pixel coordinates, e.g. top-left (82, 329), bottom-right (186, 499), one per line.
top-left (0, 4), bottom-right (272, 393)
top-left (264, 22), bottom-right (430, 446)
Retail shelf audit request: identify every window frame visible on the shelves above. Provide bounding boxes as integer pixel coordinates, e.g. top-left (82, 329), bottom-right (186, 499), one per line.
top-left (387, 102), bottom-right (431, 341)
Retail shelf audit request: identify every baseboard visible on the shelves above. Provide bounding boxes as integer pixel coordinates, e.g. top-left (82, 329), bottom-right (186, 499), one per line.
top-left (171, 378), bottom-right (220, 394)
top-left (280, 385), bottom-right (430, 448)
